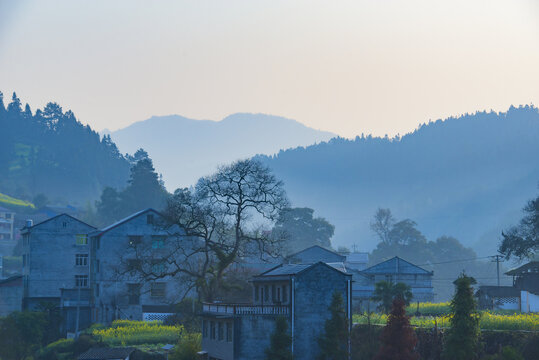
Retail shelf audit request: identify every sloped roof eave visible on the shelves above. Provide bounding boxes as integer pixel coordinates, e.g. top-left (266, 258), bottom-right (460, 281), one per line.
top-left (91, 208), bottom-right (164, 237)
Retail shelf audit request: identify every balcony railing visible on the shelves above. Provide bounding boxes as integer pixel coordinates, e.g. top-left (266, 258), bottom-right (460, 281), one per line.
top-left (202, 302), bottom-right (289, 316)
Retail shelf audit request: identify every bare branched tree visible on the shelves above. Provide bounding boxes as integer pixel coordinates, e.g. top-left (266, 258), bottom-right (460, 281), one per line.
top-left (116, 159), bottom-right (289, 302)
top-left (370, 208), bottom-right (395, 244)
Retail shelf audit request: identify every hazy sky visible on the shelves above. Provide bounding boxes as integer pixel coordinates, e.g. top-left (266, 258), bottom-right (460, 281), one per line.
top-left (1, 0), bottom-right (538, 137)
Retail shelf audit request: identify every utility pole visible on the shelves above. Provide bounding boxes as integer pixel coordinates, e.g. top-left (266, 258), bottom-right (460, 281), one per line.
top-left (75, 285), bottom-right (81, 338)
top-left (490, 255), bottom-right (503, 286)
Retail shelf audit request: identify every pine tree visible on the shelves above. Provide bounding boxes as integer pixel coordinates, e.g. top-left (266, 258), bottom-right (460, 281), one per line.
top-left (0, 91), bottom-right (5, 113)
top-left (374, 297), bottom-right (418, 360)
top-left (318, 291), bottom-right (349, 360)
top-left (265, 317), bottom-right (293, 360)
top-left (7, 92), bottom-right (22, 114)
top-left (122, 155), bottom-right (167, 212)
top-left (442, 273), bottom-right (480, 360)
top-left (24, 103), bottom-right (32, 118)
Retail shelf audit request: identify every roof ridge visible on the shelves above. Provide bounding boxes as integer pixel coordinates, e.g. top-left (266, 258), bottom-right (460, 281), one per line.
top-left (92, 208), bottom-right (163, 237)
top-left (23, 213), bottom-right (96, 231)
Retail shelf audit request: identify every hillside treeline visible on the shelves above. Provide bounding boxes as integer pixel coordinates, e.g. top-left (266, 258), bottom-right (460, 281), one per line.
top-left (0, 92), bottom-right (130, 203)
top-left (257, 105), bottom-right (539, 254)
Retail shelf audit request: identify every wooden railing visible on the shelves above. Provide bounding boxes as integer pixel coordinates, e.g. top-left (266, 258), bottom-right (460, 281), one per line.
top-left (202, 303), bottom-right (289, 315)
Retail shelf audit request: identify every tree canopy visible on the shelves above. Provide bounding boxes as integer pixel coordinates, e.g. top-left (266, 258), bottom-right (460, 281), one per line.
top-left (95, 150), bottom-right (168, 225)
top-left (272, 207), bottom-right (335, 254)
top-left (118, 159), bottom-right (288, 301)
top-left (499, 191), bottom-right (539, 260)
top-left (369, 208), bottom-right (501, 301)
top-left (0, 91), bottom-right (130, 203)
top-left (371, 281), bottom-right (413, 314)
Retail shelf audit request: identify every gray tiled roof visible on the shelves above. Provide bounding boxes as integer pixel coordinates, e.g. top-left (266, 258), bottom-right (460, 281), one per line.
top-left (361, 256), bottom-right (432, 275)
top-left (505, 261), bottom-right (539, 276)
top-left (90, 208), bottom-right (161, 236)
top-left (260, 263), bottom-right (312, 276)
top-left (255, 262), bottom-right (350, 279)
top-left (78, 347), bottom-right (135, 360)
top-left (326, 262), bottom-right (348, 273)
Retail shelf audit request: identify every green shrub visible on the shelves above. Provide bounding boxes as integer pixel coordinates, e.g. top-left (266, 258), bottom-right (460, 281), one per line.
top-left (36, 338), bottom-right (75, 360)
top-left (482, 346), bottom-right (524, 360)
top-left (171, 333), bottom-right (201, 360)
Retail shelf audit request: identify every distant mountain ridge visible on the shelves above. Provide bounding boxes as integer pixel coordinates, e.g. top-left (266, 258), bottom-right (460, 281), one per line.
top-left (109, 113), bottom-right (336, 188)
top-left (256, 105), bottom-right (539, 255)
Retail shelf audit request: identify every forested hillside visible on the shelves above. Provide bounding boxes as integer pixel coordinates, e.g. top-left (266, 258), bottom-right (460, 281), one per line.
top-left (257, 105), bottom-right (539, 255)
top-left (0, 92), bottom-right (130, 204)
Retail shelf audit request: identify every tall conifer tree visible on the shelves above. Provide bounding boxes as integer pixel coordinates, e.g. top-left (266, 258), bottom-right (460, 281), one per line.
top-left (442, 273), bottom-right (480, 360)
top-left (374, 297), bottom-right (418, 360)
top-left (265, 317), bottom-right (293, 360)
top-left (318, 291), bottom-right (349, 360)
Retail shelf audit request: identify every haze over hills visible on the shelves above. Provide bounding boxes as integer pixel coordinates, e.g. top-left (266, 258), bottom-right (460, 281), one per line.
top-left (108, 113), bottom-right (336, 188)
top-left (256, 105), bottom-right (539, 256)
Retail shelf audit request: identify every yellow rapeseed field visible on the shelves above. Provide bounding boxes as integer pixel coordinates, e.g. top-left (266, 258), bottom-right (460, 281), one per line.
top-left (92, 320), bottom-right (183, 346)
top-left (354, 311), bottom-right (539, 331)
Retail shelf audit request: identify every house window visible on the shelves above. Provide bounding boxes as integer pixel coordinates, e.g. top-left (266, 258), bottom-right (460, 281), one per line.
top-left (151, 236), bottom-right (165, 249)
top-left (210, 321), bottom-right (216, 340)
top-left (95, 283), bottom-right (100, 297)
top-left (147, 214), bottom-right (154, 224)
top-left (272, 285), bottom-right (276, 302)
top-left (218, 322), bottom-right (224, 341)
top-left (226, 322), bottom-right (232, 342)
top-left (203, 320), bottom-right (208, 338)
top-left (76, 254), bottom-right (88, 266)
top-left (150, 282), bottom-right (166, 297)
top-left (277, 287), bottom-right (281, 302)
top-left (127, 259), bottom-right (142, 272)
top-left (128, 284), bottom-right (141, 305)
top-left (96, 260), bottom-right (100, 273)
top-left (62, 222), bottom-right (67, 228)
top-left (76, 234), bottom-right (88, 245)
top-left (282, 285), bottom-right (288, 302)
top-left (254, 285), bottom-right (259, 301)
top-left (75, 275), bottom-right (88, 288)
top-left (152, 260), bottom-right (166, 274)
top-left (264, 285), bottom-right (269, 301)
top-left (128, 235), bottom-right (143, 246)
top-left (94, 237), bottom-right (100, 249)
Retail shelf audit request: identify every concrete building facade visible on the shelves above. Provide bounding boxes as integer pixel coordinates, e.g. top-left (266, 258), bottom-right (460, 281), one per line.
top-left (17, 209), bottom-right (188, 331)
top-left (355, 256), bottom-right (434, 303)
top-left (0, 206), bottom-right (15, 241)
top-left (0, 275), bottom-right (23, 316)
top-left (201, 262), bottom-right (352, 360)
top-left (21, 214), bottom-right (96, 310)
top-left (90, 209), bottom-right (186, 323)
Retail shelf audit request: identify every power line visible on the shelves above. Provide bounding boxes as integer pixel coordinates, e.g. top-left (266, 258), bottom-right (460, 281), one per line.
top-left (490, 255), bottom-right (504, 286)
top-left (416, 256), bottom-right (491, 266)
